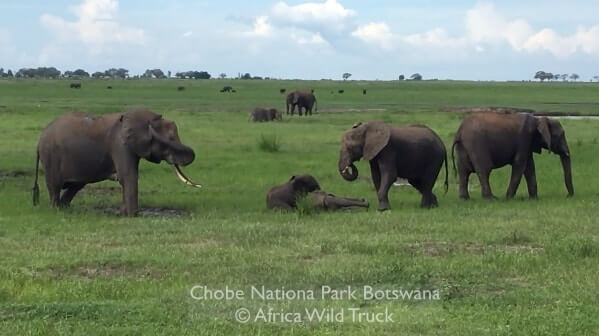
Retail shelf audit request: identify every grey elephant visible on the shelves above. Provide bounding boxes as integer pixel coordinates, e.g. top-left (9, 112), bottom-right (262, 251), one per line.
top-left (308, 190), bottom-right (369, 211)
top-left (286, 90), bottom-right (317, 116)
top-left (452, 112), bottom-right (573, 200)
top-left (266, 175), bottom-right (368, 211)
top-left (250, 107), bottom-right (282, 122)
top-left (338, 121), bottom-right (448, 211)
top-left (32, 109), bottom-right (201, 216)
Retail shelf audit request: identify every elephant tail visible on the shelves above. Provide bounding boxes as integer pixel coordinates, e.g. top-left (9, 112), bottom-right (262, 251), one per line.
top-left (443, 150), bottom-right (449, 194)
top-left (451, 141), bottom-right (458, 177)
top-left (32, 150), bottom-right (40, 206)
top-left (314, 98), bottom-right (318, 113)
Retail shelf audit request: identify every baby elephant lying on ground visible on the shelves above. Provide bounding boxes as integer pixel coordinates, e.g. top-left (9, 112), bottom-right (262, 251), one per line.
top-left (266, 175), bottom-right (369, 211)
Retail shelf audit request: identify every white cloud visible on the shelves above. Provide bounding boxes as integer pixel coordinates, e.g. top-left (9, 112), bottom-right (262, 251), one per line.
top-left (403, 28), bottom-right (467, 49)
top-left (182, 31), bottom-right (193, 38)
top-left (466, 2), bottom-right (599, 57)
top-left (242, 16), bottom-right (273, 38)
top-left (270, 0), bottom-right (356, 33)
top-left (351, 22), bottom-right (394, 49)
top-left (293, 32), bottom-right (327, 45)
top-left (40, 0), bottom-right (146, 53)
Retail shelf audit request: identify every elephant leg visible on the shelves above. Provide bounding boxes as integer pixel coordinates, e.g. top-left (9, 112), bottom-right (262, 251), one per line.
top-left (456, 146), bottom-right (472, 200)
top-left (476, 168), bottom-right (496, 200)
top-left (376, 160), bottom-right (398, 211)
top-left (324, 195), bottom-right (368, 210)
top-left (298, 106), bottom-right (303, 116)
top-left (58, 183), bottom-right (85, 208)
top-left (369, 161), bottom-right (381, 191)
top-left (45, 178), bottom-right (61, 207)
top-left (506, 160), bottom-right (528, 199)
top-left (117, 158), bottom-right (140, 216)
top-left (523, 157), bottom-right (538, 199)
top-left (409, 178), bottom-right (437, 208)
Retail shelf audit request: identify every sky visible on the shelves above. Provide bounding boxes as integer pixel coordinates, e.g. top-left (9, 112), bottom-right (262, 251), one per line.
top-left (0, 0), bottom-right (598, 80)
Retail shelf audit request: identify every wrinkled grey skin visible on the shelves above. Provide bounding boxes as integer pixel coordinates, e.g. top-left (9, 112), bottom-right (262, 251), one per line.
top-left (266, 175), bottom-right (321, 210)
top-left (32, 109), bottom-right (196, 216)
top-left (338, 121), bottom-right (448, 211)
top-left (250, 107), bottom-right (282, 122)
top-left (452, 112), bottom-right (573, 200)
top-left (308, 190), bottom-right (369, 211)
top-left (286, 90), bottom-right (317, 116)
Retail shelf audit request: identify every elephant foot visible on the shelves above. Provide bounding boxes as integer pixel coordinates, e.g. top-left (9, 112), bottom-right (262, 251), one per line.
top-left (459, 194), bottom-right (470, 200)
top-left (482, 195), bottom-right (498, 200)
top-left (377, 204), bottom-right (390, 212)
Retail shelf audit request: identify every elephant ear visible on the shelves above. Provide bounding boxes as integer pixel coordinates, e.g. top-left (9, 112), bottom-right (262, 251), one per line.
top-left (536, 117), bottom-right (551, 150)
top-left (120, 113), bottom-right (153, 158)
top-left (363, 122), bottom-right (391, 161)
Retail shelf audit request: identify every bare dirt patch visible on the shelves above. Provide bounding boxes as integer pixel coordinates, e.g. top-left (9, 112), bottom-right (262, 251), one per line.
top-left (32, 262), bottom-right (164, 279)
top-left (0, 170), bottom-right (32, 179)
top-left (322, 108), bottom-right (387, 113)
top-left (439, 106), bottom-right (536, 114)
top-left (94, 204), bottom-right (188, 217)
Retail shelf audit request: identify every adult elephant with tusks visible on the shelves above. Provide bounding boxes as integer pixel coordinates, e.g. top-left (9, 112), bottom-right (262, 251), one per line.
top-left (32, 109), bottom-right (201, 216)
top-left (338, 121), bottom-right (448, 211)
top-left (452, 112), bottom-right (573, 200)
top-left (286, 90), bottom-right (317, 116)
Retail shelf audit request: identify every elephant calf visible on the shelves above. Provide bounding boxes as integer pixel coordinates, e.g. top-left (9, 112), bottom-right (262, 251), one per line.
top-left (308, 190), bottom-right (369, 211)
top-left (250, 107), bottom-right (282, 122)
top-left (266, 175), bottom-right (368, 211)
top-left (452, 111), bottom-right (573, 200)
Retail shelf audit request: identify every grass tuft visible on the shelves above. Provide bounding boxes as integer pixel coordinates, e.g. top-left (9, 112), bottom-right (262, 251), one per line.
top-left (257, 134), bottom-right (281, 152)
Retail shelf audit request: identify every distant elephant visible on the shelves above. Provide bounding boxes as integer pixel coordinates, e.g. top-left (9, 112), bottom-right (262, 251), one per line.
top-left (308, 190), bottom-right (369, 211)
top-left (339, 121), bottom-right (448, 211)
top-left (220, 86), bottom-right (233, 93)
top-left (286, 90), bottom-right (317, 116)
top-left (70, 83), bottom-right (81, 89)
top-left (451, 112), bottom-right (573, 200)
top-left (177, 86), bottom-right (185, 91)
top-left (32, 109), bottom-right (201, 216)
top-left (250, 107), bottom-right (282, 122)
top-left (266, 175), bottom-right (321, 210)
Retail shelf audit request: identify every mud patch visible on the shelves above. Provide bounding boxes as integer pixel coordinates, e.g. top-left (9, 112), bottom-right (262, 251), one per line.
top-left (32, 262), bottom-right (164, 279)
top-left (440, 106), bottom-right (536, 114)
top-left (407, 241), bottom-right (544, 257)
top-left (94, 204), bottom-right (188, 217)
top-left (0, 170), bottom-right (32, 179)
top-left (323, 108), bottom-right (387, 113)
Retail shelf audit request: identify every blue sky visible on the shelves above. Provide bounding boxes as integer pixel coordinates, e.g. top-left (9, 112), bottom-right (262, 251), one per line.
top-left (1, 0), bottom-right (598, 80)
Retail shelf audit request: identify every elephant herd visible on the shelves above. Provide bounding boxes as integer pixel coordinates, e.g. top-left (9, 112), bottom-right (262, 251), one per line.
top-left (31, 106), bottom-right (573, 216)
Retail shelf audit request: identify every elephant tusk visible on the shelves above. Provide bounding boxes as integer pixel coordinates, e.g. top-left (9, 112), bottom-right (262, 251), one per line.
top-left (173, 165), bottom-right (202, 188)
top-left (342, 166), bottom-right (351, 174)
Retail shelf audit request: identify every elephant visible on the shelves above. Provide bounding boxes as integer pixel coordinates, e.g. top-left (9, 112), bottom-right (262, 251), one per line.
top-left (32, 109), bottom-right (201, 216)
top-left (308, 190), bottom-right (369, 211)
top-left (266, 175), bottom-right (321, 210)
top-left (338, 121), bottom-right (448, 211)
top-left (250, 107), bottom-right (282, 122)
top-left (266, 175), bottom-right (368, 211)
top-left (285, 90), bottom-right (317, 116)
top-left (451, 112), bottom-right (573, 200)
top-left (220, 86), bottom-right (233, 93)
top-left (177, 86), bottom-right (185, 91)
top-left (70, 83), bottom-right (81, 89)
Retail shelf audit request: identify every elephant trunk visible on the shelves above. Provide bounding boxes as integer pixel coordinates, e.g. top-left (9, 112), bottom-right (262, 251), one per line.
top-left (338, 151), bottom-right (358, 181)
top-left (560, 154), bottom-right (574, 196)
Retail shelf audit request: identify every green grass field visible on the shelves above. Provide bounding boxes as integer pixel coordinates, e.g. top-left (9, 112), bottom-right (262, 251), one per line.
top-left (1, 79), bottom-right (599, 335)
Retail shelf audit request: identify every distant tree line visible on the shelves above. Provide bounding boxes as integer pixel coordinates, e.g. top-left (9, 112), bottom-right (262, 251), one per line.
top-left (0, 67), bottom-right (214, 80)
top-left (534, 70), bottom-right (580, 82)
